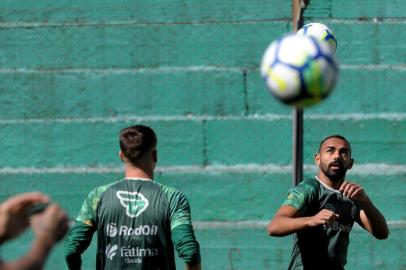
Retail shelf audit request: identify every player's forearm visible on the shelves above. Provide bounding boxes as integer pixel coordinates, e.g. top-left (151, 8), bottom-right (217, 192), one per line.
top-left (268, 215), bottom-right (313, 236)
top-left (64, 221), bottom-right (95, 269)
top-left (172, 224), bottom-right (201, 265)
top-left (360, 197), bottom-right (389, 239)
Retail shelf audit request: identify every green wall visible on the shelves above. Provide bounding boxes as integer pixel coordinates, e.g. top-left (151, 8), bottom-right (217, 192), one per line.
top-left (0, 0), bottom-right (405, 269)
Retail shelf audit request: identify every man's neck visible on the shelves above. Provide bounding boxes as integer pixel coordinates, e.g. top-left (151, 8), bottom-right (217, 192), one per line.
top-left (124, 165), bottom-right (153, 180)
top-left (316, 172), bottom-right (344, 190)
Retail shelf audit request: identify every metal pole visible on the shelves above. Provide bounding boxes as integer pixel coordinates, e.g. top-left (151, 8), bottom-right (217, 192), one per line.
top-left (292, 108), bottom-right (303, 186)
top-left (292, 0), bottom-right (308, 186)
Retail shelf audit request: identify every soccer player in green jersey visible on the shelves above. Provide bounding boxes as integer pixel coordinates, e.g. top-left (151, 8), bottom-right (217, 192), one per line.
top-left (268, 135), bottom-right (389, 270)
top-left (64, 125), bottom-right (201, 270)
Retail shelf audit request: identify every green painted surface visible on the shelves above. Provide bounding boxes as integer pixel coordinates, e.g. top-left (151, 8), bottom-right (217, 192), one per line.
top-left (207, 118), bottom-right (406, 165)
top-left (332, 23), bottom-right (406, 65)
top-left (1, 67), bottom-right (403, 120)
top-left (206, 119), bottom-right (292, 165)
top-left (0, 120), bottom-right (205, 167)
top-left (0, 118), bottom-right (403, 167)
top-left (0, 70), bottom-right (245, 119)
top-left (0, 1), bottom-right (291, 23)
top-left (0, 22), bottom-right (288, 69)
top-left (306, 0), bottom-right (406, 18)
top-left (1, 0), bottom-right (405, 24)
top-left (250, 68), bottom-right (406, 114)
top-left (0, 23), bottom-right (404, 69)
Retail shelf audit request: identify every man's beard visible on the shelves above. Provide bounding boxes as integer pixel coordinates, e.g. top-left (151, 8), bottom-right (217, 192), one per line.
top-left (321, 162), bottom-right (347, 182)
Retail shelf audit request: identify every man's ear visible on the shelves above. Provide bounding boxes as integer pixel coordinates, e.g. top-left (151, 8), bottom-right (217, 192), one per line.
top-left (314, 152), bottom-right (321, 166)
top-left (119, 151), bottom-right (125, 162)
top-left (153, 150), bottom-right (158, 163)
top-left (348, 158), bottom-right (354, 170)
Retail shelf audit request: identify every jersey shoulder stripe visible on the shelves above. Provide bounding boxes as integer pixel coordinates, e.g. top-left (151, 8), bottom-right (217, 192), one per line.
top-left (156, 182), bottom-right (193, 230)
top-left (283, 177), bottom-right (320, 212)
top-left (76, 179), bottom-right (123, 225)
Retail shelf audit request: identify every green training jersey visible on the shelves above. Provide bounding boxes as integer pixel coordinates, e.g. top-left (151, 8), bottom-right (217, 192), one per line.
top-left (75, 178), bottom-right (196, 269)
top-left (283, 177), bottom-right (361, 270)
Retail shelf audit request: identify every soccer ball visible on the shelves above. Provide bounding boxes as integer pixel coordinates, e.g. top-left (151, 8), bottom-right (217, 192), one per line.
top-left (260, 33), bottom-right (338, 108)
top-left (297, 22), bottom-right (337, 53)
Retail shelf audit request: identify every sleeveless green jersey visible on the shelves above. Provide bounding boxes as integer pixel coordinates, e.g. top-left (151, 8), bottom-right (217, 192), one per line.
top-left (75, 179), bottom-right (195, 269)
top-left (283, 177), bottom-right (361, 270)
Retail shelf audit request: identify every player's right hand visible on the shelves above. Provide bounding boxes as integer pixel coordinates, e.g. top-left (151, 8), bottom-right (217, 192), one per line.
top-left (308, 209), bottom-right (339, 227)
top-left (31, 204), bottom-right (69, 245)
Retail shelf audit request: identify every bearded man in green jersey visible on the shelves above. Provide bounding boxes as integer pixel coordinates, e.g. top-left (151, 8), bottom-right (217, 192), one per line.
top-left (64, 125), bottom-right (201, 270)
top-left (268, 135), bottom-right (389, 270)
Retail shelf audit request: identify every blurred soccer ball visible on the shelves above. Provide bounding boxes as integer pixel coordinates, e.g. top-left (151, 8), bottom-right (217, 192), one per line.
top-left (297, 22), bottom-right (337, 53)
top-left (260, 33), bottom-right (338, 108)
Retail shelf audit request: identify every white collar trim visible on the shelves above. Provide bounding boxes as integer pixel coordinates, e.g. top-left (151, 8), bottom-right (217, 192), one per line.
top-left (315, 176), bottom-right (341, 193)
top-left (125, 177), bottom-right (152, 181)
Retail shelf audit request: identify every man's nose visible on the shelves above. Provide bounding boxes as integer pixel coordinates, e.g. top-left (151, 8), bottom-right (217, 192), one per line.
top-left (332, 151), bottom-right (341, 160)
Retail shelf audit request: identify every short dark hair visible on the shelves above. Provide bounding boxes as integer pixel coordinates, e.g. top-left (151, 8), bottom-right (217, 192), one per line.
top-left (119, 125), bottom-right (157, 164)
top-left (319, 134), bottom-right (351, 153)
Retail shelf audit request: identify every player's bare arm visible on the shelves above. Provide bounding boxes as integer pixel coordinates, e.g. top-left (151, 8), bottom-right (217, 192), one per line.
top-left (268, 205), bottom-right (339, 236)
top-left (340, 181), bottom-right (389, 239)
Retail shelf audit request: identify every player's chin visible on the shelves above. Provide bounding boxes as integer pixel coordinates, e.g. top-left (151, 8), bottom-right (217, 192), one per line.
top-left (326, 170), bottom-right (345, 181)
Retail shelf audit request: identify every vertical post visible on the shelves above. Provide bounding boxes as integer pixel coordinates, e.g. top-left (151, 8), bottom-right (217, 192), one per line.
top-left (292, 108), bottom-right (303, 186)
top-left (292, 0), bottom-right (307, 186)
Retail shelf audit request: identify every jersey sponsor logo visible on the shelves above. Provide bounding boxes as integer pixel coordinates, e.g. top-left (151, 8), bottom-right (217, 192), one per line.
top-left (324, 221), bottom-right (352, 233)
top-left (105, 245), bottom-right (159, 264)
top-left (116, 191), bottom-right (149, 218)
top-left (119, 224), bottom-right (159, 236)
top-left (106, 244), bottom-right (118, 260)
top-left (106, 223), bottom-right (159, 237)
top-left (125, 257), bottom-right (143, 264)
top-left (121, 246), bottom-right (159, 264)
top-left (121, 246), bottom-right (159, 257)
top-left (106, 223), bottom-right (118, 237)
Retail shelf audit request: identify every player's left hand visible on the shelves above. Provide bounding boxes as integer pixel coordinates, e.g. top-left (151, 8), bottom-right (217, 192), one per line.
top-left (0, 192), bottom-right (50, 243)
top-left (339, 181), bottom-right (369, 203)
